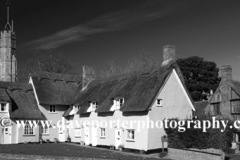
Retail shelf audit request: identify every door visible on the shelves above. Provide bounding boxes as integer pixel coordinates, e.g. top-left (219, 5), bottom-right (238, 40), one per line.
top-left (3, 127), bottom-right (11, 144)
top-left (84, 125), bottom-right (90, 145)
top-left (59, 125), bottom-right (65, 142)
top-left (115, 129), bottom-right (122, 149)
top-left (91, 125), bottom-right (97, 146)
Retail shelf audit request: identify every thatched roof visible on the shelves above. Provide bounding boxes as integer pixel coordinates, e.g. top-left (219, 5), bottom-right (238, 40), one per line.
top-left (31, 71), bottom-right (81, 105)
top-left (75, 61), bottom-right (194, 114)
top-left (193, 101), bottom-right (208, 118)
top-left (62, 106), bottom-right (73, 117)
top-left (0, 88), bottom-right (10, 101)
top-left (0, 81), bottom-right (44, 120)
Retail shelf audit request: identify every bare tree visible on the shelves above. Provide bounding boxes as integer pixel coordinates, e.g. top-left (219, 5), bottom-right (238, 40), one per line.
top-left (124, 52), bottom-right (160, 73)
top-left (17, 50), bottom-right (77, 82)
top-left (98, 52), bottom-right (160, 78)
top-left (98, 59), bottom-right (123, 78)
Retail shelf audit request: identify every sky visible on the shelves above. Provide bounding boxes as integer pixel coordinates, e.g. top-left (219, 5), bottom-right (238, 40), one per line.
top-left (0, 0), bottom-right (240, 80)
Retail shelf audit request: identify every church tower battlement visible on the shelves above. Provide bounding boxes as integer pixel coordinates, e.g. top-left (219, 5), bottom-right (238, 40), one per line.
top-left (0, 1), bottom-right (17, 82)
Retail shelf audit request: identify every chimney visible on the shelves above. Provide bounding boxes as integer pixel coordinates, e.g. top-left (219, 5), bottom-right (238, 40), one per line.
top-left (210, 89), bottom-right (213, 95)
top-left (221, 65), bottom-right (232, 82)
top-left (82, 66), bottom-right (95, 89)
top-left (162, 45), bottom-right (176, 66)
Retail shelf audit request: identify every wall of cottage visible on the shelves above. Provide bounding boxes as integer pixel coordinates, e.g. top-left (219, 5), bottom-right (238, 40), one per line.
top-left (0, 103), bottom-right (11, 144)
top-left (0, 102), bottom-right (10, 118)
top-left (17, 123), bottom-right (40, 143)
top-left (205, 66), bottom-right (237, 120)
top-left (67, 114), bottom-right (81, 143)
top-left (204, 84), bottom-right (234, 120)
top-left (70, 110), bottom-right (149, 151)
top-left (11, 121), bottom-right (17, 143)
top-left (38, 104), bottom-right (69, 142)
top-left (0, 120), bottom-right (40, 144)
top-left (148, 69), bottom-right (193, 150)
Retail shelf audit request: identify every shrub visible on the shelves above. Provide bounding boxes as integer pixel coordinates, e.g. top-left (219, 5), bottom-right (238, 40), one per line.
top-left (164, 118), bottom-right (234, 153)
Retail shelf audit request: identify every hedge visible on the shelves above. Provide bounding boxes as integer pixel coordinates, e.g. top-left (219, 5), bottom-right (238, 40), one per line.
top-left (164, 118), bottom-right (234, 153)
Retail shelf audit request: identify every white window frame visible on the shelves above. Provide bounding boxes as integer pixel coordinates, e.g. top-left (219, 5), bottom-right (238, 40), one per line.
top-left (120, 98), bottom-right (124, 106)
top-left (100, 128), bottom-right (106, 138)
top-left (75, 105), bottom-right (80, 113)
top-left (49, 105), bottom-right (56, 113)
top-left (41, 125), bottom-right (49, 135)
top-left (126, 129), bottom-right (135, 141)
top-left (116, 98), bottom-right (124, 110)
top-left (24, 123), bottom-right (34, 136)
top-left (0, 103), bottom-right (8, 112)
top-left (75, 128), bottom-right (81, 137)
top-left (156, 99), bottom-right (162, 106)
top-left (92, 102), bottom-right (98, 112)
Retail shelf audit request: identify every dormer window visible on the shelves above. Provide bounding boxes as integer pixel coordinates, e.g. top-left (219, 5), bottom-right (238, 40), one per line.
top-left (120, 98), bottom-right (124, 106)
top-left (116, 98), bottom-right (124, 110)
top-left (92, 102), bottom-right (98, 111)
top-left (156, 99), bottom-right (162, 106)
top-left (0, 103), bottom-right (7, 112)
top-left (75, 105), bottom-right (80, 113)
top-left (87, 102), bottom-right (98, 112)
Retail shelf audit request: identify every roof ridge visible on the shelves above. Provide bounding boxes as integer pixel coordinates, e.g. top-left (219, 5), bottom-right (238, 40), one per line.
top-left (31, 71), bottom-right (81, 77)
top-left (0, 82), bottom-right (33, 93)
top-left (30, 71), bottom-right (82, 83)
top-left (93, 62), bottom-right (175, 84)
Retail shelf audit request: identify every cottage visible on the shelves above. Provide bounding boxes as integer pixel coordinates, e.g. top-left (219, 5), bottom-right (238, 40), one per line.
top-left (205, 65), bottom-right (240, 141)
top-left (64, 46), bottom-right (195, 151)
top-left (0, 82), bottom-right (44, 144)
top-left (29, 72), bottom-right (81, 142)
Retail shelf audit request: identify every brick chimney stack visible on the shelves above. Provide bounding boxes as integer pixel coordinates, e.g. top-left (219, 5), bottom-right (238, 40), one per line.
top-left (221, 65), bottom-right (232, 82)
top-left (82, 66), bottom-right (95, 89)
top-left (162, 45), bottom-right (176, 66)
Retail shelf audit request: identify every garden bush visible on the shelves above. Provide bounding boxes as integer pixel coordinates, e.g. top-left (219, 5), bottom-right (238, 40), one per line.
top-left (164, 118), bottom-right (234, 153)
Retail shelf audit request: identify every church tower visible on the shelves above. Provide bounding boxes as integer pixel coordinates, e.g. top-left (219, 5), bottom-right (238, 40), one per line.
top-left (0, 2), bottom-right (17, 82)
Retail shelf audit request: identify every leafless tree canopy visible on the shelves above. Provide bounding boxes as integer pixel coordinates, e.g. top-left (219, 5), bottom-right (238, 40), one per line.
top-left (98, 52), bottom-right (161, 78)
top-left (17, 50), bottom-right (76, 82)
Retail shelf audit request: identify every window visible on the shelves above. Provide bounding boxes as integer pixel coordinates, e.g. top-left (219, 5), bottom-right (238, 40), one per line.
top-left (156, 99), bottom-right (162, 106)
top-left (41, 125), bottom-right (49, 135)
top-left (231, 100), bottom-right (240, 114)
top-left (100, 128), bottom-right (106, 138)
top-left (126, 129), bottom-right (135, 141)
top-left (233, 115), bottom-right (240, 121)
top-left (49, 105), bottom-right (56, 113)
top-left (75, 128), bottom-right (81, 137)
top-left (119, 98), bottom-right (124, 106)
top-left (0, 103), bottom-right (7, 112)
top-left (212, 103), bottom-right (220, 115)
top-left (75, 106), bottom-right (80, 113)
top-left (116, 98), bottom-right (124, 110)
top-left (92, 102), bottom-right (98, 111)
top-left (24, 123), bottom-right (34, 135)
